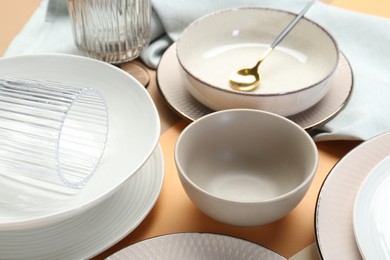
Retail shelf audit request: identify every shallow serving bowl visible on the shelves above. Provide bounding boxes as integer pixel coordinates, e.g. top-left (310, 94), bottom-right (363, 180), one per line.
top-left (175, 109), bottom-right (318, 226)
top-left (176, 7), bottom-right (339, 117)
top-left (0, 54), bottom-right (160, 230)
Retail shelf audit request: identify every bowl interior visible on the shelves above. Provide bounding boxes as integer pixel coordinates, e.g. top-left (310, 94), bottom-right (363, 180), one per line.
top-left (177, 8), bottom-right (338, 94)
top-left (176, 110), bottom-right (317, 203)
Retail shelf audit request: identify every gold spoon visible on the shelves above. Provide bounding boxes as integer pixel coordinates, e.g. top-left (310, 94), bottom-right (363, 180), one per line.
top-left (229, 0), bottom-right (315, 92)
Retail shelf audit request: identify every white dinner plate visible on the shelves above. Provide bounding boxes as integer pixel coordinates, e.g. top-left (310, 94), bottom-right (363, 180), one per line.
top-left (0, 54), bottom-right (160, 230)
top-left (315, 132), bottom-right (390, 259)
top-left (157, 43), bottom-right (353, 130)
top-left (107, 232), bottom-right (286, 260)
top-left (0, 144), bottom-right (164, 259)
top-left (354, 155), bottom-right (390, 259)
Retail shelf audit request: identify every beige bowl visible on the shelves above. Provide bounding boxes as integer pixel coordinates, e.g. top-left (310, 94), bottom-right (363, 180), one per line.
top-left (175, 109), bottom-right (318, 226)
top-left (176, 7), bottom-right (339, 117)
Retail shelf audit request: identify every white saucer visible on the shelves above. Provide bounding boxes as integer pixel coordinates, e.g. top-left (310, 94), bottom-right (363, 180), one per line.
top-left (0, 54), bottom-right (160, 230)
top-left (0, 144), bottom-right (164, 259)
top-left (315, 132), bottom-right (390, 259)
top-left (108, 232), bottom-right (286, 260)
top-left (354, 155), bottom-right (390, 259)
top-left (157, 43), bottom-right (353, 130)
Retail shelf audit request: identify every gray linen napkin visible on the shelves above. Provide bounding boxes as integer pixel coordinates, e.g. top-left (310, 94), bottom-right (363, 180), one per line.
top-left (4, 0), bottom-right (390, 141)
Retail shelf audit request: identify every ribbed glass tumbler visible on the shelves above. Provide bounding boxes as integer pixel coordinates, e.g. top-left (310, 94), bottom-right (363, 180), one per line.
top-left (67, 0), bottom-right (151, 64)
top-left (0, 77), bottom-right (108, 190)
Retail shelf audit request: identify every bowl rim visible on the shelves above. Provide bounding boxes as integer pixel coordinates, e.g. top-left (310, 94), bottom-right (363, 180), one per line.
top-left (174, 109), bottom-right (319, 204)
top-left (176, 6), bottom-right (340, 97)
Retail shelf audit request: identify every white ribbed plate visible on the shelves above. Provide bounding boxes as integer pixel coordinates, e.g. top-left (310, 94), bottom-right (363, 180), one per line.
top-left (108, 233), bottom-right (286, 260)
top-left (354, 155), bottom-right (390, 259)
top-left (157, 43), bottom-right (352, 130)
top-left (0, 145), bottom-right (164, 259)
top-left (315, 132), bottom-right (390, 259)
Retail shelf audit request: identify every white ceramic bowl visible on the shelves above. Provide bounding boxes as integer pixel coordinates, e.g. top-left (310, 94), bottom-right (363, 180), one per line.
top-left (0, 54), bottom-right (160, 230)
top-left (175, 109), bottom-right (318, 226)
top-left (176, 7), bottom-right (339, 117)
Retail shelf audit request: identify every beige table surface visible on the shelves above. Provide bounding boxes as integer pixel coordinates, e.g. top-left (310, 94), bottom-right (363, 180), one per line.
top-left (1, 1), bottom-right (389, 259)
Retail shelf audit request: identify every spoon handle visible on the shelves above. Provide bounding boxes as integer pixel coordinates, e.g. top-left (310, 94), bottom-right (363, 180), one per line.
top-left (270, 0), bottom-right (315, 49)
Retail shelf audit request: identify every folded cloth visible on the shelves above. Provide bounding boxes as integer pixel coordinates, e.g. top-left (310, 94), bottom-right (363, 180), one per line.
top-left (4, 0), bottom-right (390, 141)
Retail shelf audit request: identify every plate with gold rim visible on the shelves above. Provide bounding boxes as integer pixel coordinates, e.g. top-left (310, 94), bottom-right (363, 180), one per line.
top-left (315, 132), bottom-right (390, 259)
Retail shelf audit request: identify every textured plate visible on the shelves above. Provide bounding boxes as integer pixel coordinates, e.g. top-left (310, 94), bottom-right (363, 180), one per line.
top-left (0, 144), bottom-right (164, 259)
top-left (108, 233), bottom-right (286, 260)
top-left (354, 155), bottom-right (390, 259)
top-left (0, 54), bottom-right (160, 230)
top-left (315, 132), bottom-right (390, 259)
top-left (157, 43), bottom-right (353, 130)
